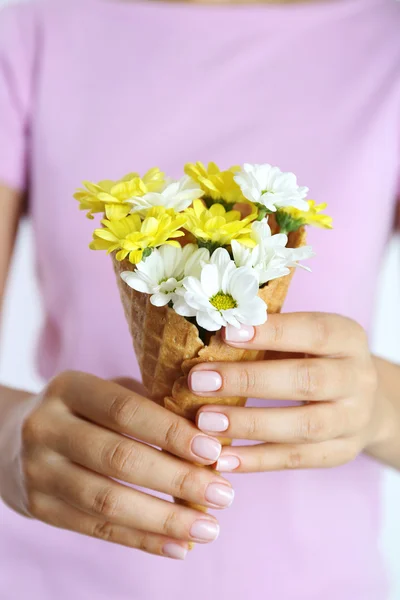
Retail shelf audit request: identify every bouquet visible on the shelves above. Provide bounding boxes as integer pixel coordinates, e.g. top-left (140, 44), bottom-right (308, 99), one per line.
top-left (74, 162), bottom-right (332, 508)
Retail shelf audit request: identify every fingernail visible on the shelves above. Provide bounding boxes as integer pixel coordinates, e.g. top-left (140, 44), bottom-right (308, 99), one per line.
top-left (224, 324), bottom-right (255, 343)
top-left (190, 519), bottom-right (220, 542)
top-left (190, 371), bottom-right (222, 393)
top-left (217, 455), bottom-right (240, 472)
top-left (192, 436), bottom-right (222, 461)
top-left (163, 543), bottom-right (188, 560)
top-left (198, 412), bottom-right (229, 433)
top-left (205, 483), bottom-right (235, 508)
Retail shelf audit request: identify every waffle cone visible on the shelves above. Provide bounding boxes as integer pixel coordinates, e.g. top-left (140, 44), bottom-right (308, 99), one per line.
top-left (112, 226), bottom-right (306, 511)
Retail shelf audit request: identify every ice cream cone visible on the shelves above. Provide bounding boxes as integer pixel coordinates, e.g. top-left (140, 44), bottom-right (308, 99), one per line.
top-left (112, 226), bottom-right (306, 511)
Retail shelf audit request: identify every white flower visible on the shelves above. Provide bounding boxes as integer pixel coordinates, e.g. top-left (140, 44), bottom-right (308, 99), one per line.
top-left (274, 244), bottom-right (315, 272)
top-left (131, 175), bottom-right (204, 214)
top-left (174, 248), bottom-right (267, 331)
top-left (234, 163), bottom-right (309, 212)
top-left (232, 220), bottom-right (314, 284)
top-left (120, 244), bottom-right (210, 307)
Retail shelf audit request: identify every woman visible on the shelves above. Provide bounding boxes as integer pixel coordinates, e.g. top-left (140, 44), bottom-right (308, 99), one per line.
top-left (0, 0), bottom-right (399, 598)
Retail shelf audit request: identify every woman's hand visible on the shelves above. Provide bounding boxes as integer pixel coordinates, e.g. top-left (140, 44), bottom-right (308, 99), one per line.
top-left (188, 312), bottom-right (395, 473)
top-left (0, 372), bottom-right (235, 560)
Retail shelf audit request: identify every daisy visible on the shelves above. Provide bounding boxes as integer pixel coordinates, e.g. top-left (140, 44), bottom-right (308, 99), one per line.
top-left (184, 161), bottom-right (244, 205)
top-left (91, 206), bottom-right (186, 264)
top-left (120, 244), bottom-right (210, 307)
top-left (232, 220), bottom-right (314, 283)
top-left (74, 168), bottom-right (165, 219)
top-left (231, 220), bottom-right (291, 284)
top-left (183, 199), bottom-right (257, 249)
top-left (234, 163), bottom-right (309, 213)
top-left (174, 248), bottom-right (267, 331)
top-left (274, 244), bottom-right (316, 272)
top-left (131, 175), bottom-right (204, 214)
top-left (276, 200), bottom-right (333, 233)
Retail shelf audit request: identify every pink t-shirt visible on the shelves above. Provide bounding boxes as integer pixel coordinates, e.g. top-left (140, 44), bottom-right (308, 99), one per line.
top-left (1, 0), bottom-right (400, 598)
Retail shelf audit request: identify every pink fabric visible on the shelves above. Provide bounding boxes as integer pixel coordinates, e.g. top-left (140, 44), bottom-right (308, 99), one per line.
top-left (1, 0), bottom-right (400, 598)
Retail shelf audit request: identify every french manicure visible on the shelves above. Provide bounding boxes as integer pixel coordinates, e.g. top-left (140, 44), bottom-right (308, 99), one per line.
top-left (163, 543), bottom-right (188, 560)
top-left (224, 324), bottom-right (255, 343)
top-left (190, 371), bottom-right (222, 393)
top-left (198, 412), bottom-right (229, 433)
top-left (205, 483), bottom-right (235, 508)
top-left (192, 435), bottom-right (222, 461)
top-left (190, 519), bottom-right (220, 542)
top-left (217, 455), bottom-right (241, 472)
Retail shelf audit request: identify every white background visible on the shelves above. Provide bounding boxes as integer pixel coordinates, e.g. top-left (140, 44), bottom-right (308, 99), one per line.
top-left (0, 0), bottom-right (399, 597)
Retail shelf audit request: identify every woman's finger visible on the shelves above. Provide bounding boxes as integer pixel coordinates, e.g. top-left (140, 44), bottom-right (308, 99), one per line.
top-left (28, 492), bottom-right (189, 560)
top-left (197, 400), bottom-right (360, 444)
top-left (44, 411), bottom-right (234, 510)
top-left (30, 456), bottom-right (220, 544)
top-left (189, 357), bottom-right (357, 402)
top-left (222, 312), bottom-right (368, 358)
top-left (50, 372), bottom-right (222, 465)
top-left (216, 439), bottom-right (359, 473)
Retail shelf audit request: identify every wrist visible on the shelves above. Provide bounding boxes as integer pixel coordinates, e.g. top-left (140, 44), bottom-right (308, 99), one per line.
top-left (0, 386), bottom-right (36, 461)
top-left (0, 385), bottom-right (35, 425)
top-left (364, 357), bottom-right (400, 467)
top-left (0, 387), bottom-right (36, 506)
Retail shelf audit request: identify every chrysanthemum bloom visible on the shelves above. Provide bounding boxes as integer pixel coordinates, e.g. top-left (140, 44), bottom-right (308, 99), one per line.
top-left (90, 206), bottom-right (186, 264)
top-left (276, 201), bottom-right (333, 233)
top-left (174, 248), bottom-right (267, 331)
top-left (74, 168), bottom-right (165, 219)
top-left (185, 161), bottom-right (244, 206)
top-left (183, 199), bottom-right (257, 251)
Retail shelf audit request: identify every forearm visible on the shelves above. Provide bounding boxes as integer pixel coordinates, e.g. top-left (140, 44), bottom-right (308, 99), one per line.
top-left (365, 357), bottom-right (400, 470)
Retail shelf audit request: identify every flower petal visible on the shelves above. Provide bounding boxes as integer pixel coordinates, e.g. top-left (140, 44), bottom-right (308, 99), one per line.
top-left (150, 293), bottom-right (171, 307)
top-left (159, 244), bottom-right (181, 279)
top-left (229, 267), bottom-right (259, 303)
top-left (196, 311), bottom-right (222, 331)
top-left (200, 264), bottom-right (220, 297)
top-left (173, 298), bottom-right (197, 317)
top-left (120, 271), bottom-right (153, 294)
top-left (236, 297), bottom-right (268, 326)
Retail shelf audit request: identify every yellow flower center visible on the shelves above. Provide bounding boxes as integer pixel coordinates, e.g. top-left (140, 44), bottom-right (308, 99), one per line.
top-left (210, 292), bottom-right (237, 311)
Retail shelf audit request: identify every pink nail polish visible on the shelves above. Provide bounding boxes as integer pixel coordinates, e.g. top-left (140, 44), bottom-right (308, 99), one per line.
top-left (192, 436), bottom-right (222, 461)
top-left (217, 455), bottom-right (240, 472)
top-left (190, 371), bottom-right (222, 393)
top-left (190, 520), bottom-right (220, 542)
top-left (205, 483), bottom-right (235, 508)
top-left (163, 543), bottom-right (188, 560)
top-left (198, 412), bottom-right (229, 433)
top-left (224, 324), bottom-right (255, 343)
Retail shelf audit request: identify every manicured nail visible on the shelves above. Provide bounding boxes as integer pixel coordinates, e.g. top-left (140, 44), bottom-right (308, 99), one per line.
top-left (163, 543), bottom-right (188, 560)
top-left (190, 371), bottom-right (222, 393)
top-left (192, 436), bottom-right (222, 461)
top-left (190, 519), bottom-right (220, 542)
top-left (217, 455), bottom-right (241, 472)
top-left (205, 483), bottom-right (235, 508)
top-left (224, 324), bottom-right (255, 343)
top-left (198, 412), bottom-right (229, 433)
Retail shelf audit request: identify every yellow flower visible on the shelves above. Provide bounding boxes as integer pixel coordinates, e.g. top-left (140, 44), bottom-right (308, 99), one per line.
top-left (74, 168), bottom-right (165, 219)
top-left (183, 199), bottom-right (257, 249)
top-left (276, 201), bottom-right (333, 233)
top-left (90, 207), bottom-right (186, 264)
top-left (184, 162), bottom-right (244, 205)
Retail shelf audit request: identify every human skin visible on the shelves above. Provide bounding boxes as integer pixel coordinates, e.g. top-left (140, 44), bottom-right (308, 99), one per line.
top-left (190, 316), bottom-right (400, 473)
top-left (1, 0), bottom-right (400, 563)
